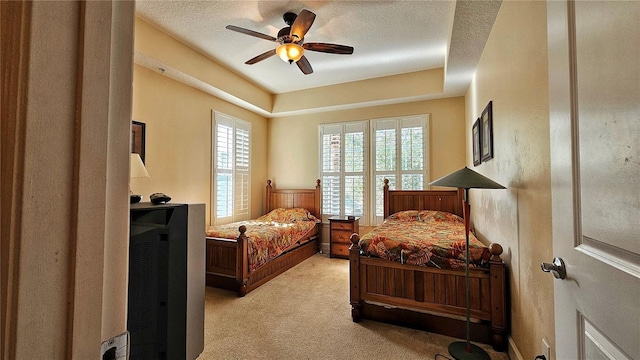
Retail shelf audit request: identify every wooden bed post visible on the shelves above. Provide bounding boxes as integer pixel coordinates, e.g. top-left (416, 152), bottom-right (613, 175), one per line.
top-left (314, 179), bottom-right (321, 219)
top-left (265, 179), bottom-right (273, 213)
top-left (382, 179), bottom-right (390, 219)
top-left (315, 179), bottom-right (322, 251)
top-left (236, 225), bottom-right (249, 296)
top-left (488, 243), bottom-right (507, 351)
top-left (349, 233), bottom-right (362, 322)
top-left (456, 188), bottom-right (464, 216)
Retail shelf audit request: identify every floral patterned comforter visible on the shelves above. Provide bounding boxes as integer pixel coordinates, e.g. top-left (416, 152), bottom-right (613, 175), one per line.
top-left (358, 210), bottom-right (490, 270)
top-left (206, 208), bottom-right (320, 271)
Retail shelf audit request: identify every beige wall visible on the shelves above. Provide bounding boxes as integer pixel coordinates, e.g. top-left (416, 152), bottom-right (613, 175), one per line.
top-left (132, 65), bottom-right (269, 224)
top-left (465, 1), bottom-right (554, 359)
top-left (268, 96), bottom-right (467, 188)
top-left (272, 68), bottom-right (445, 114)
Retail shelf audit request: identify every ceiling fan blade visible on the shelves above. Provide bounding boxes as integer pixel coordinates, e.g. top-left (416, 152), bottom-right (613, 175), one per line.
top-left (226, 25), bottom-right (277, 42)
top-left (290, 9), bottom-right (316, 41)
top-left (296, 55), bottom-right (313, 75)
top-left (303, 43), bottom-right (354, 55)
top-left (245, 49), bottom-right (277, 65)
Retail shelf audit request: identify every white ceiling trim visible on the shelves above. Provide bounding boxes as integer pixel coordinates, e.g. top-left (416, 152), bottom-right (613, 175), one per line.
top-left (134, 52), bottom-right (272, 117)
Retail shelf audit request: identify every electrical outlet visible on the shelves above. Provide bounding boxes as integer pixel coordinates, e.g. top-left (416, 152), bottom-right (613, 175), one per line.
top-left (542, 338), bottom-right (551, 360)
top-left (101, 331), bottom-right (129, 360)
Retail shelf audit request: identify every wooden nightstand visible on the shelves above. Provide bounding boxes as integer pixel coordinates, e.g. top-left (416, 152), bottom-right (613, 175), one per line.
top-left (329, 216), bottom-right (359, 259)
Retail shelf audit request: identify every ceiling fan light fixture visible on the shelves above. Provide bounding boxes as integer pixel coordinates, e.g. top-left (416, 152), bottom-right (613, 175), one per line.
top-left (276, 43), bottom-right (304, 63)
top-left (226, 9), bottom-right (352, 74)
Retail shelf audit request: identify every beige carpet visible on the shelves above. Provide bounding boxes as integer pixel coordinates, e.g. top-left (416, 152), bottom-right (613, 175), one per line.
top-left (199, 253), bottom-right (509, 360)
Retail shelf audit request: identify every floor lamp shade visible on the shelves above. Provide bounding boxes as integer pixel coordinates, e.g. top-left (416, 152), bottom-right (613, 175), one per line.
top-left (429, 167), bottom-right (505, 360)
top-left (430, 167), bottom-right (505, 191)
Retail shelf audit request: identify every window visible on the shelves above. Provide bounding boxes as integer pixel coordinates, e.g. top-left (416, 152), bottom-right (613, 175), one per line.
top-left (318, 115), bottom-right (428, 225)
top-left (212, 112), bottom-right (250, 225)
top-left (319, 121), bottom-right (367, 221)
top-left (371, 116), bottom-right (428, 224)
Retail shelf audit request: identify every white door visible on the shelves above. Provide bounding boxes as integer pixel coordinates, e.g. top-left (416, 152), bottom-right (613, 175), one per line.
top-left (547, 1), bottom-right (640, 359)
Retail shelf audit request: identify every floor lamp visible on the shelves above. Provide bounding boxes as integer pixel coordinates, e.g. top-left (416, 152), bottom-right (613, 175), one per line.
top-left (429, 167), bottom-right (505, 360)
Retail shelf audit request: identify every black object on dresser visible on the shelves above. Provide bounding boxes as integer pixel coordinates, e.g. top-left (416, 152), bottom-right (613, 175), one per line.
top-left (128, 203), bottom-right (205, 360)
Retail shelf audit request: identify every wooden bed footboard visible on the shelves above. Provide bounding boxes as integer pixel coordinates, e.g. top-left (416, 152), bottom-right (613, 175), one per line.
top-left (206, 227), bottom-right (320, 296)
top-left (349, 234), bottom-right (507, 351)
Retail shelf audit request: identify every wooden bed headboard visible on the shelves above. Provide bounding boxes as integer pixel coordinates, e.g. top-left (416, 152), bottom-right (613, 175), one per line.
top-left (265, 179), bottom-right (322, 219)
top-left (383, 179), bottom-right (463, 218)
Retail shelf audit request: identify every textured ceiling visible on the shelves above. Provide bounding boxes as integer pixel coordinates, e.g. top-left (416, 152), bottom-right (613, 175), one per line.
top-left (135, 0), bottom-right (501, 97)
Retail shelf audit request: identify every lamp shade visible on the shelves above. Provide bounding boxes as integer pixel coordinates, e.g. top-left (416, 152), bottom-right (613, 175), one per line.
top-left (429, 167), bottom-right (505, 189)
top-left (130, 153), bottom-right (149, 178)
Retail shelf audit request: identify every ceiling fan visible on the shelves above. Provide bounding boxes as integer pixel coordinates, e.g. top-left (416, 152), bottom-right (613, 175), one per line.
top-left (225, 9), bottom-right (354, 75)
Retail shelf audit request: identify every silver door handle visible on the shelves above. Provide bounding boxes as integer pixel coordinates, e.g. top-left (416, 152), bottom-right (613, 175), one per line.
top-left (540, 257), bottom-right (566, 279)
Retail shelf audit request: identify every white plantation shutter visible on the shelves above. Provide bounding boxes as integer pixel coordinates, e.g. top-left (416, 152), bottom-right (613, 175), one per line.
top-left (400, 117), bottom-right (425, 189)
top-left (319, 121), bottom-right (367, 221)
top-left (216, 121), bottom-right (233, 219)
top-left (371, 116), bottom-right (428, 224)
top-left (372, 119), bottom-right (397, 220)
top-left (234, 123), bottom-right (250, 219)
top-left (321, 125), bottom-right (341, 216)
top-left (213, 112), bottom-right (251, 225)
top-left (344, 124), bottom-right (365, 216)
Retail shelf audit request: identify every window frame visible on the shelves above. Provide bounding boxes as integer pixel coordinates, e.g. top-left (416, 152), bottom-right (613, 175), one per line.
top-left (370, 116), bottom-right (430, 225)
top-left (318, 115), bottom-right (429, 226)
top-left (212, 111), bottom-right (251, 225)
top-left (318, 120), bottom-right (369, 223)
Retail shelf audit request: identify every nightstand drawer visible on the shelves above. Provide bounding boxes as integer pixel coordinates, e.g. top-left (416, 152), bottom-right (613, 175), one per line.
top-left (331, 222), bottom-right (354, 231)
top-left (331, 230), bottom-right (352, 243)
top-left (331, 243), bottom-right (350, 258)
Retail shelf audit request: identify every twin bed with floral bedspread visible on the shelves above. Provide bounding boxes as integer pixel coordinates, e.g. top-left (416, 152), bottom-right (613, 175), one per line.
top-left (205, 180), bottom-right (321, 296)
top-left (206, 207), bottom-right (320, 273)
top-left (349, 180), bottom-right (508, 351)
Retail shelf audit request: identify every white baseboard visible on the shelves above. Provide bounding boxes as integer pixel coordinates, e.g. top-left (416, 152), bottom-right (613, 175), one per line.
top-left (508, 335), bottom-right (524, 360)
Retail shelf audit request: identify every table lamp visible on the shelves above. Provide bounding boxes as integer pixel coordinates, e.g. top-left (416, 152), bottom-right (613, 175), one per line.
top-left (130, 153), bottom-right (149, 204)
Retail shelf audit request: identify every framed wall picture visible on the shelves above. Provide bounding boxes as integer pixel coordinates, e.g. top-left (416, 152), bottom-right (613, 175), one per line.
top-left (131, 120), bottom-right (146, 163)
top-left (473, 118), bottom-right (481, 166)
top-left (480, 101), bottom-right (493, 162)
